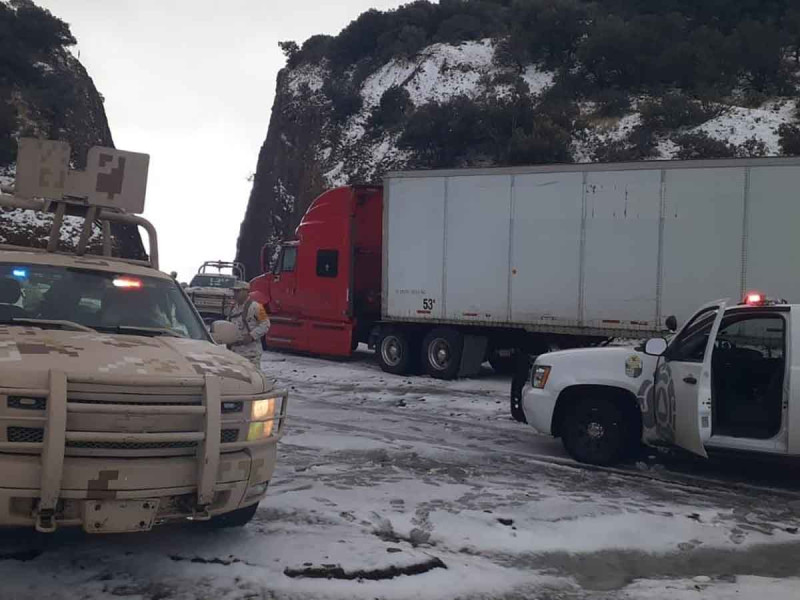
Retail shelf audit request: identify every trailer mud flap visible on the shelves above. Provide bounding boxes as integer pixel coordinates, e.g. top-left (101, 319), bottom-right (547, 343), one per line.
top-left (459, 335), bottom-right (488, 378)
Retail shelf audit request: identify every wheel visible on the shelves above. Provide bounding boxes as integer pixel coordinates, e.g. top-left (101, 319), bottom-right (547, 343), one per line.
top-left (422, 328), bottom-right (463, 380)
top-left (561, 395), bottom-right (630, 466)
top-left (377, 328), bottom-right (413, 375)
top-left (510, 354), bottom-right (532, 423)
top-left (206, 502), bottom-right (258, 529)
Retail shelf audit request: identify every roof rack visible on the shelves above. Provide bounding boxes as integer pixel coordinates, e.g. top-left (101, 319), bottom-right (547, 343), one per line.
top-left (0, 192), bottom-right (159, 269)
top-left (198, 261), bottom-right (245, 280)
top-left (0, 138), bottom-right (158, 269)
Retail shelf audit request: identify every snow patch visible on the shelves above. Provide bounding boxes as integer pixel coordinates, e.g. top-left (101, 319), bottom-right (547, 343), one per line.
top-left (693, 100), bottom-right (796, 155)
top-left (287, 64), bottom-right (326, 97)
top-left (521, 65), bottom-right (555, 96)
top-left (361, 39), bottom-right (500, 110)
top-left (622, 576), bottom-right (800, 600)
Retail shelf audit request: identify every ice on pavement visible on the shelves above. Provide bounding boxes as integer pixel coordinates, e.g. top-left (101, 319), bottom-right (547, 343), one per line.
top-left (1, 348), bottom-right (799, 599)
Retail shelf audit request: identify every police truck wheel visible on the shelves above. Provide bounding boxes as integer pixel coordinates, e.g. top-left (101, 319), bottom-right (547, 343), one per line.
top-left (561, 396), bottom-right (628, 466)
top-left (422, 328), bottom-right (463, 380)
top-left (206, 502), bottom-right (258, 529)
top-left (509, 353), bottom-right (531, 423)
top-left (377, 328), bottom-right (413, 375)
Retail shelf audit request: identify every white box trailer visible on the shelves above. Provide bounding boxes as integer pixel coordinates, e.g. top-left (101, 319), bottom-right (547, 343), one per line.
top-left (377, 157), bottom-right (800, 379)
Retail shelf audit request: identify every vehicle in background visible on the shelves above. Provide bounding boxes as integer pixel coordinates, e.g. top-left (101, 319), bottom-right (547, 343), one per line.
top-left (0, 139), bottom-right (287, 533)
top-left (251, 157), bottom-right (800, 380)
top-left (521, 293), bottom-right (797, 466)
top-left (186, 261), bottom-right (246, 325)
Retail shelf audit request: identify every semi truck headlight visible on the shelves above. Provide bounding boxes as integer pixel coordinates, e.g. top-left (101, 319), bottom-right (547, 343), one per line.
top-left (531, 365), bottom-right (551, 389)
top-left (247, 397), bottom-right (280, 441)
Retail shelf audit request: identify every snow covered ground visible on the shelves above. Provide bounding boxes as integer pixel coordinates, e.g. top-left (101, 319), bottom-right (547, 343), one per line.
top-left (1, 348), bottom-right (800, 599)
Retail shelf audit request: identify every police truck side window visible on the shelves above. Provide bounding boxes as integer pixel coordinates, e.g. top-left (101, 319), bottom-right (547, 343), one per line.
top-left (666, 308), bottom-right (718, 363)
top-left (316, 250), bottom-right (338, 278)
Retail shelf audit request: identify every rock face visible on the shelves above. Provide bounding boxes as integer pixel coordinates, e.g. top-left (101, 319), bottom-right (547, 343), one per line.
top-left (236, 1), bottom-right (800, 278)
top-left (0, 0), bottom-right (144, 260)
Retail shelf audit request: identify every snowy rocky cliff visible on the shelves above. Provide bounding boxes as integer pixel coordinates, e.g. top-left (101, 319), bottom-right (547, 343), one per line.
top-left (0, 0), bottom-right (143, 259)
top-left (236, 2), bottom-right (800, 277)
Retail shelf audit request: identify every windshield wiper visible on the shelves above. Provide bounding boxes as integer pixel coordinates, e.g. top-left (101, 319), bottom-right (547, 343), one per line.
top-left (103, 325), bottom-right (185, 338)
top-left (0, 318), bottom-right (97, 333)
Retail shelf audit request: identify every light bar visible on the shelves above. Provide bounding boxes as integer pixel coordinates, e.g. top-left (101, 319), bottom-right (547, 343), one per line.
top-left (113, 277), bottom-right (143, 289)
top-left (745, 291), bottom-right (764, 306)
top-left (11, 268), bottom-right (27, 279)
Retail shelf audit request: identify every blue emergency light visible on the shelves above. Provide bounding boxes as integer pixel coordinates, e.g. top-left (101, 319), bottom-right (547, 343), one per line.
top-left (11, 268), bottom-right (27, 279)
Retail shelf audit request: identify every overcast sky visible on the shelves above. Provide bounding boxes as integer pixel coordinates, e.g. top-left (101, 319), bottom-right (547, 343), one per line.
top-left (37, 0), bottom-right (406, 281)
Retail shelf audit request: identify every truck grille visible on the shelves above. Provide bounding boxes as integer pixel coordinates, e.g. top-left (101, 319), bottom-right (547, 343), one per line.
top-left (7, 426), bottom-right (44, 444)
top-left (8, 397), bottom-right (47, 410)
top-left (6, 427), bottom-right (239, 447)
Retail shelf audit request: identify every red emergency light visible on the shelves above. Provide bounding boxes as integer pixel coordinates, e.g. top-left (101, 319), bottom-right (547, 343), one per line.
top-left (744, 291), bottom-right (764, 306)
top-left (113, 277), bottom-right (143, 289)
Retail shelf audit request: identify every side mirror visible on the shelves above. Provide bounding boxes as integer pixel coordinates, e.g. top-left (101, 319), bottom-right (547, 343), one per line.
top-left (665, 315), bottom-right (678, 332)
top-left (210, 320), bottom-right (238, 345)
top-left (644, 338), bottom-right (668, 356)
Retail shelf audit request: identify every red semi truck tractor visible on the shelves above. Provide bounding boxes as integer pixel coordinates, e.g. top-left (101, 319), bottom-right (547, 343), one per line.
top-left (250, 158), bottom-right (800, 380)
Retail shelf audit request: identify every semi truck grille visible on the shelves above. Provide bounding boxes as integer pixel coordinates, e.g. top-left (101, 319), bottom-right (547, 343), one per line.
top-left (6, 427), bottom-right (239, 447)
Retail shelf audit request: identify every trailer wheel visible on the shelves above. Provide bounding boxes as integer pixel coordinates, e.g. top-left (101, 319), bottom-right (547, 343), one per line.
top-left (561, 395), bottom-right (630, 466)
top-left (377, 328), bottom-right (413, 375)
top-left (422, 328), bottom-right (463, 380)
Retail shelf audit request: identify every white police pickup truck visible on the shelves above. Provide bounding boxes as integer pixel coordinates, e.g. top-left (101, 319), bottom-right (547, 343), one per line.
top-left (521, 294), bottom-right (796, 465)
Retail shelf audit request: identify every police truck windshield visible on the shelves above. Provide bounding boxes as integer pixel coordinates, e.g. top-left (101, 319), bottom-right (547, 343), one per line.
top-left (190, 275), bottom-right (237, 288)
top-left (0, 264), bottom-right (208, 340)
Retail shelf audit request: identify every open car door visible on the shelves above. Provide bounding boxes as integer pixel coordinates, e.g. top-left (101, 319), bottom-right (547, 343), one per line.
top-left (672, 300), bottom-right (727, 457)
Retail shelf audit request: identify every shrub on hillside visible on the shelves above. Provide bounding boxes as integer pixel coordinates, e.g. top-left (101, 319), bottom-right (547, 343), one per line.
top-left (592, 89), bottom-right (631, 118)
top-left (398, 96), bottom-right (488, 167)
top-left (592, 126), bottom-right (655, 163)
top-left (640, 94), bottom-right (717, 131)
top-left (674, 132), bottom-right (735, 159)
top-left (0, 97), bottom-right (16, 166)
top-left (324, 80), bottom-right (363, 123)
top-left (778, 124), bottom-right (800, 156)
top-left (736, 137), bottom-right (768, 158)
top-left (507, 119), bottom-right (572, 165)
top-left (368, 86), bottom-right (412, 129)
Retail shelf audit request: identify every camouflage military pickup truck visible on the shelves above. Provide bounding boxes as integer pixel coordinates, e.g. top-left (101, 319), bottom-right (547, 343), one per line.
top-left (0, 139), bottom-right (287, 533)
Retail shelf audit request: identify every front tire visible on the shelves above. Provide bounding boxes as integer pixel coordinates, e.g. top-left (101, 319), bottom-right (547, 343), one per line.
top-left (561, 395), bottom-right (630, 466)
top-left (510, 353), bottom-right (532, 423)
top-left (377, 328), bottom-right (413, 375)
top-left (206, 502), bottom-right (258, 528)
top-left (422, 328), bottom-right (463, 380)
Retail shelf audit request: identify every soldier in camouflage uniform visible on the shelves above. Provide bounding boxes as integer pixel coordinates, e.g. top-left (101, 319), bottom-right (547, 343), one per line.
top-left (228, 281), bottom-right (270, 369)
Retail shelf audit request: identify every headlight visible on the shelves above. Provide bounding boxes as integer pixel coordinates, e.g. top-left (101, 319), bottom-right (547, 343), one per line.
top-left (531, 365), bottom-right (551, 389)
top-left (251, 398), bottom-right (277, 420)
top-left (247, 397), bottom-right (279, 441)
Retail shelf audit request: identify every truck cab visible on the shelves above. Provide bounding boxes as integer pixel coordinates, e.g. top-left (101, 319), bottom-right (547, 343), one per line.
top-left (249, 185), bottom-right (382, 357)
top-left (0, 139), bottom-right (287, 533)
top-left (522, 293), bottom-right (796, 465)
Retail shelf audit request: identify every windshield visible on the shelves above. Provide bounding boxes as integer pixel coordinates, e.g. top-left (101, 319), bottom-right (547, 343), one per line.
top-left (189, 275), bottom-right (236, 288)
top-left (0, 263), bottom-right (208, 340)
